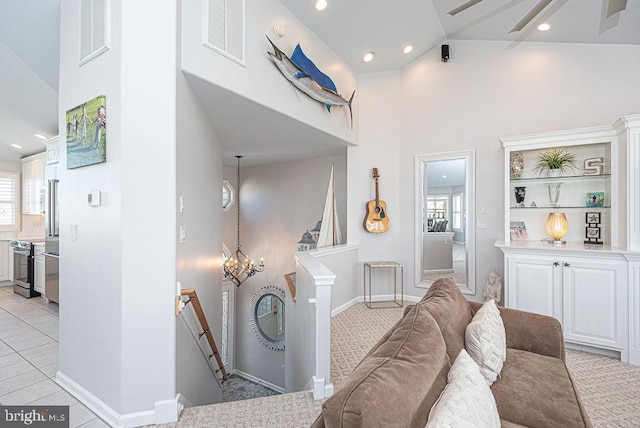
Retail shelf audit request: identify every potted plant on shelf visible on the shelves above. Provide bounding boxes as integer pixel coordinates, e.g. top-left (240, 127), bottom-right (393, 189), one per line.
top-left (533, 147), bottom-right (577, 177)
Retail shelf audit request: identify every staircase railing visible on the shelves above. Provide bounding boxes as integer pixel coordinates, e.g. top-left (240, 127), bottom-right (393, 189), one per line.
top-left (176, 288), bottom-right (228, 383)
top-left (284, 272), bottom-right (296, 302)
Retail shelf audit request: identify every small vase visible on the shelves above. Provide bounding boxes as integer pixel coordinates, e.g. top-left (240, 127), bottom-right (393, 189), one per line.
top-left (547, 183), bottom-right (562, 207)
top-left (514, 186), bottom-right (526, 208)
top-left (510, 152), bottom-right (524, 179)
top-left (548, 169), bottom-right (561, 178)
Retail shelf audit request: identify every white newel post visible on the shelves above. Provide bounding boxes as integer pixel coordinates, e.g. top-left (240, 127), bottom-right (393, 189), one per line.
top-left (314, 279), bottom-right (335, 399)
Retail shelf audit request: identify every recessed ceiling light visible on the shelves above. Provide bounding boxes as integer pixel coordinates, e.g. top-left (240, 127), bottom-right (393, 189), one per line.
top-left (402, 45), bottom-right (414, 54)
top-left (314, 0), bottom-right (328, 12)
top-left (11, 144), bottom-right (23, 149)
top-left (361, 52), bottom-right (375, 63)
top-left (537, 23), bottom-right (551, 31)
top-left (442, 175), bottom-right (447, 179)
top-left (34, 133), bottom-right (48, 140)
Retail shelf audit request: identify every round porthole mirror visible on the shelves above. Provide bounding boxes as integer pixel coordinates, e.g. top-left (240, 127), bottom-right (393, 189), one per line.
top-left (250, 286), bottom-right (286, 351)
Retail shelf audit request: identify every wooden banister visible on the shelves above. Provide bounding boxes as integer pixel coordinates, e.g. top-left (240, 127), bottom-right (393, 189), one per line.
top-left (179, 288), bottom-right (228, 382)
top-left (284, 272), bottom-right (296, 302)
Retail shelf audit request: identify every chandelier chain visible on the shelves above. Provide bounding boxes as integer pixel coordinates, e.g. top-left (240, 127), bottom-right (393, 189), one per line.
top-left (237, 155), bottom-right (241, 250)
top-left (222, 155), bottom-right (265, 287)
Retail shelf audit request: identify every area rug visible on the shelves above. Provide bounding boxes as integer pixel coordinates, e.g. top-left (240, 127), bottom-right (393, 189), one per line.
top-left (221, 374), bottom-right (280, 403)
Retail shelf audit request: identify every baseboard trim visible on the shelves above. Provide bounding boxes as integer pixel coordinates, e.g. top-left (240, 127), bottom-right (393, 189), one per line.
top-left (565, 342), bottom-right (621, 359)
top-left (55, 371), bottom-right (120, 427)
top-left (331, 294), bottom-right (421, 317)
top-left (234, 370), bottom-right (285, 394)
top-left (331, 297), bottom-right (359, 317)
top-left (55, 371), bottom-right (179, 427)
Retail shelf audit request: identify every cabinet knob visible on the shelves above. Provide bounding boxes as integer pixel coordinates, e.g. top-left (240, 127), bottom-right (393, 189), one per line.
top-left (553, 262), bottom-right (559, 266)
top-left (564, 262), bottom-right (570, 267)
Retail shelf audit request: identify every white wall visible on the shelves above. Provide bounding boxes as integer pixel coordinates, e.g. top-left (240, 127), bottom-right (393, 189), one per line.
top-left (58, 0), bottom-right (177, 421)
top-left (181, 0), bottom-right (358, 146)
top-left (347, 71), bottom-right (402, 297)
top-left (175, 21), bottom-right (225, 404)
top-left (223, 154), bottom-right (346, 389)
top-left (351, 40), bottom-right (640, 302)
top-left (58, 0), bottom-right (123, 411)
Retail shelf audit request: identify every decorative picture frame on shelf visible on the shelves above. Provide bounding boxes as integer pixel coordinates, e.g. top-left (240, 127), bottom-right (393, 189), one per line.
top-left (509, 221), bottom-right (529, 241)
top-left (585, 227), bottom-right (601, 239)
top-left (585, 212), bottom-right (601, 224)
top-left (585, 211), bottom-right (603, 245)
top-left (510, 152), bottom-right (524, 179)
top-left (584, 226), bottom-right (603, 245)
top-left (583, 157), bottom-right (604, 176)
top-left (586, 192), bottom-right (605, 208)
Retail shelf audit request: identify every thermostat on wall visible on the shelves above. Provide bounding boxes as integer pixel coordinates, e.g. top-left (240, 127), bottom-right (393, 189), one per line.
top-left (88, 190), bottom-right (101, 207)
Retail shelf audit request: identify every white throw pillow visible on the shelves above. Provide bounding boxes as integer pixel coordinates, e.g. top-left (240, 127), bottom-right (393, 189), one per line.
top-left (474, 299), bottom-right (507, 362)
top-left (426, 349), bottom-right (500, 428)
top-left (465, 300), bottom-right (507, 385)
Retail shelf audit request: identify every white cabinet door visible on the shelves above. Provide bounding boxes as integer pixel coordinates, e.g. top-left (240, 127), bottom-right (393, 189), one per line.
top-left (562, 258), bottom-right (627, 350)
top-left (0, 242), bottom-right (9, 282)
top-left (507, 255), bottom-right (562, 321)
top-left (21, 153), bottom-right (46, 214)
top-left (629, 259), bottom-right (640, 365)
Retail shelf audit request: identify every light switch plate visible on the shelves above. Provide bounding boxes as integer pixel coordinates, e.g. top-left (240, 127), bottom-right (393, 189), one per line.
top-left (88, 190), bottom-right (101, 207)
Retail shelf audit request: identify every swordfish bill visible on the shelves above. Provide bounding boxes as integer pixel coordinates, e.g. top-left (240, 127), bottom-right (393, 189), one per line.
top-left (266, 36), bottom-right (355, 129)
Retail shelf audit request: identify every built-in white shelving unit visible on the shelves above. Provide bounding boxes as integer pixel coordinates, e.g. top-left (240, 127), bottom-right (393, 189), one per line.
top-left (497, 115), bottom-right (640, 366)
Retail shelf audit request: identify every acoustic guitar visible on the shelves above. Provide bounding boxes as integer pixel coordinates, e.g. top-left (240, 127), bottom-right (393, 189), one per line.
top-left (364, 168), bottom-right (390, 233)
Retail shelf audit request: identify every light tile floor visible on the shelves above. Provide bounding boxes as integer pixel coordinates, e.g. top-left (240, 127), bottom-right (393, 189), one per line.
top-left (0, 284), bottom-right (108, 427)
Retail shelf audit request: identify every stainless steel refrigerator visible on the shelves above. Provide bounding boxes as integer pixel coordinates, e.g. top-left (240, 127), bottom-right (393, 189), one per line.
top-left (43, 163), bottom-right (59, 303)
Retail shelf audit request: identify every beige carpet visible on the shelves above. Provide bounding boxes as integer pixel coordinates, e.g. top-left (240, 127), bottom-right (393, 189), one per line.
top-left (160, 302), bottom-right (640, 427)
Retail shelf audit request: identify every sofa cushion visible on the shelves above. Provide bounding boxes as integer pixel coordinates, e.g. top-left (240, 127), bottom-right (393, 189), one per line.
top-left (491, 348), bottom-right (591, 428)
top-left (426, 349), bottom-right (500, 428)
top-left (465, 300), bottom-right (506, 384)
top-left (419, 277), bottom-right (473, 363)
top-left (319, 304), bottom-right (449, 428)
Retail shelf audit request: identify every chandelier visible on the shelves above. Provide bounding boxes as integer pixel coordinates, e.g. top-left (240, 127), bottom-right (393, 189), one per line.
top-left (223, 156), bottom-right (265, 287)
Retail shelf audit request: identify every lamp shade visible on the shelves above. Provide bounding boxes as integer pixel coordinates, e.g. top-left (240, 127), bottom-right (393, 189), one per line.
top-left (546, 212), bottom-right (569, 243)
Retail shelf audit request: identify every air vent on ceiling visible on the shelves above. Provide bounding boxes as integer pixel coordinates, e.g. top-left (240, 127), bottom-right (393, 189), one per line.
top-left (80, 0), bottom-right (110, 65)
top-left (203, 0), bottom-right (246, 66)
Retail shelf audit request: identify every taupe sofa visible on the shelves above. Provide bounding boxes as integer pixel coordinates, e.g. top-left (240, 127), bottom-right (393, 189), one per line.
top-left (312, 277), bottom-right (591, 428)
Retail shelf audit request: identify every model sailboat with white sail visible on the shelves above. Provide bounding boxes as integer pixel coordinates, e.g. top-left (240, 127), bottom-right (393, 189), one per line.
top-left (317, 164), bottom-right (342, 248)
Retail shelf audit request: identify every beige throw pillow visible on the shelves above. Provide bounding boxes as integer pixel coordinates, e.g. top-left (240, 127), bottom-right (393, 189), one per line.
top-left (426, 349), bottom-right (500, 428)
top-left (465, 299), bottom-right (506, 385)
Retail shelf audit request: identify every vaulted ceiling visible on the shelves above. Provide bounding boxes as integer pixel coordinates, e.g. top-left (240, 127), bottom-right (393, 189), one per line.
top-left (280, 0), bottom-right (640, 73)
top-left (0, 0), bottom-right (59, 161)
top-left (1, 0), bottom-right (639, 163)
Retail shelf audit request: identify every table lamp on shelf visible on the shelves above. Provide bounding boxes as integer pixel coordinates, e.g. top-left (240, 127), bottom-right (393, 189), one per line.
top-left (546, 212), bottom-right (569, 245)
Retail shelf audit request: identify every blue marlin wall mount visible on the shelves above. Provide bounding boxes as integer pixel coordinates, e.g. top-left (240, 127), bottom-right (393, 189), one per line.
top-left (266, 36), bottom-right (355, 129)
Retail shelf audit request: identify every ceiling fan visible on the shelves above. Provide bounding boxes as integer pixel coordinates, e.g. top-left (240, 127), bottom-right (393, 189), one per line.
top-left (447, 0), bottom-right (628, 33)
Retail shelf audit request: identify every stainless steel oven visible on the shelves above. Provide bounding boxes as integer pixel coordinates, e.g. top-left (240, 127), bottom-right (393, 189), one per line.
top-left (11, 240), bottom-right (39, 298)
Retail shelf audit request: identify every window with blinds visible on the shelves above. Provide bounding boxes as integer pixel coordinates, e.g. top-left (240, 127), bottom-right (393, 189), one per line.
top-left (0, 173), bottom-right (19, 230)
top-left (203, 0), bottom-right (246, 66)
top-left (80, 0), bottom-right (109, 65)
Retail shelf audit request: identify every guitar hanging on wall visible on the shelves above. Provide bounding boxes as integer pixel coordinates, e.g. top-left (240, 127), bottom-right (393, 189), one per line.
top-left (364, 168), bottom-right (390, 233)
